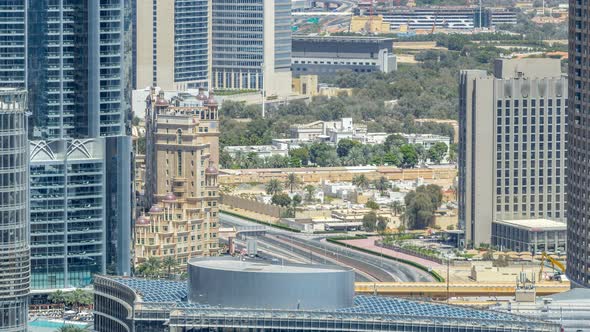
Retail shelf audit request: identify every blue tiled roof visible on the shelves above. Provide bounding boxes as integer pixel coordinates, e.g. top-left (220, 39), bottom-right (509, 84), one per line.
top-left (111, 278), bottom-right (527, 323)
top-left (340, 296), bottom-right (525, 322)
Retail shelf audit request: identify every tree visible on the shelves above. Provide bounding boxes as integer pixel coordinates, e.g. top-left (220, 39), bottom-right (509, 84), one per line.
top-left (48, 290), bottom-right (67, 306)
top-left (304, 185), bottom-right (316, 202)
top-left (428, 142), bottom-right (448, 164)
top-left (285, 173), bottom-right (301, 193)
top-left (64, 289), bottom-right (92, 313)
top-left (448, 143), bottom-right (458, 163)
top-left (389, 200), bottom-right (403, 216)
top-left (137, 256), bottom-right (162, 278)
top-left (384, 134), bottom-right (406, 151)
top-left (162, 256), bottom-right (177, 277)
top-left (400, 144), bottom-right (419, 168)
top-left (265, 179), bottom-right (283, 195)
top-left (376, 215), bottom-right (389, 233)
top-left (289, 147), bottom-right (310, 166)
top-left (365, 200), bottom-right (380, 210)
top-left (271, 193), bottom-right (292, 207)
top-left (403, 184), bottom-right (442, 230)
top-left (336, 138), bottom-right (359, 157)
top-left (373, 176), bottom-right (389, 195)
top-left (352, 174), bottom-right (369, 190)
top-left (362, 212), bottom-right (377, 232)
top-left (292, 194), bottom-right (302, 207)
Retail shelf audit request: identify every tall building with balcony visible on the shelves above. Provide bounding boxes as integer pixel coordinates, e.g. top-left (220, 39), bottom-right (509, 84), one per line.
top-left (135, 0), bottom-right (210, 91)
top-left (135, 89), bottom-right (220, 266)
top-left (459, 58), bottom-right (567, 248)
top-left (211, 0), bottom-right (292, 97)
top-left (567, 0), bottom-right (590, 288)
top-left (0, 1), bottom-right (134, 291)
top-left (0, 89), bottom-right (29, 332)
top-left (0, 2), bottom-right (26, 88)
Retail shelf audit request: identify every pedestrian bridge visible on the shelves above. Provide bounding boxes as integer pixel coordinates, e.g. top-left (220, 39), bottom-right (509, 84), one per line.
top-left (354, 282), bottom-right (569, 298)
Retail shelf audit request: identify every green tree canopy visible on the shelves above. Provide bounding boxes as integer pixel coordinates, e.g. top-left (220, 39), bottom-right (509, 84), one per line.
top-left (265, 179), bottom-right (284, 195)
top-left (271, 192), bottom-right (292, 207)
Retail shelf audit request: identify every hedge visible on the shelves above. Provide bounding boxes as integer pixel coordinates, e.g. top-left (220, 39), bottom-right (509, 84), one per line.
top-left (326, 238), bottom-right (445, 282)
top-left (220, 209), bottom-right (301, 233)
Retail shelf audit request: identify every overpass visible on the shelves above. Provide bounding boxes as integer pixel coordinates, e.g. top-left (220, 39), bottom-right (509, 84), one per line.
top-left (355, 282), bottom-right (570, 298)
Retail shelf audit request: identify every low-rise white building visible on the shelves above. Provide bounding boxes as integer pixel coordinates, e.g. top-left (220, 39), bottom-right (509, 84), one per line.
top-left (400, 133), bottom-right (451, 164)
top-left (224, 145), bottom-right (289, 159)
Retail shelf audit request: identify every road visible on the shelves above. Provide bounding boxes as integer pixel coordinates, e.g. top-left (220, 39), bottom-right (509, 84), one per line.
top-left (221, 213), bottom-right (434, 282)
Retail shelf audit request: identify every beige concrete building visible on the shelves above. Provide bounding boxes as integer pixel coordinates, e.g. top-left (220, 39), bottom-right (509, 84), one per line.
top-left (459, 59), bottom-right (567, 248)
top-left (135, 0), bottom-right (211, 90)
top-left (135, 89), bottom-right (220, 266)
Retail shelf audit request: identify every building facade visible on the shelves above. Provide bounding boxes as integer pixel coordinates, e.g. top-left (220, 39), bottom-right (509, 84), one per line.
top-left (0, 1), bottom-right (134, 291)
top-left (211, 0), bottom-right (292, 97)
top-left (567, 0), bottom-right (590, 288)
top-left (459, 59), bottom-right (567, 248)
top-left (135, 0), bottom-right (211, 90)
top-left (292, 36), bottom-right (397, 78)
top-left (492, 219), bottom-right (567, 253)
top-left (0, 90), bottom-right (29, 332)
top-left (136, 90), bottom-right (220, 266)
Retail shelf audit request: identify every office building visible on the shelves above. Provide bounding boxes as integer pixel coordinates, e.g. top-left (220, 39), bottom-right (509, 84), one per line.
top-left (492, 219), bottom-right (567, 253)
top-left (93, 257), bottom-right (560, 332)
top-left (211, 0), bottom-right (292, 97)
top-left (136, 90), bottom-right (220, 265)
top-left (365, 6), bottom-right (517, 31)
top-left (135, 0), bottom-right (210, 90)
top-left (568, 0), bottom-right (590, 288)
top-left (292, 36), bottom-right (397, 78)
top-left (0, 2), bottom-right (26, 88)
top-left (459, 58), bottom-right (567, 248)
top-left (0, 89), bottom-right (29, 332)
top-left (0, 1), bottom-right (134, 291)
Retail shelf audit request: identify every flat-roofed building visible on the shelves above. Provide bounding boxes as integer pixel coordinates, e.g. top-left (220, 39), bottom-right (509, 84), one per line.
top-left (492, 219), bottom-right (566, 253)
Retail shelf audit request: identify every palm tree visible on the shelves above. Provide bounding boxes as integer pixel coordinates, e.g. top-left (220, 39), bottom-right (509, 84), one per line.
top-left (265, 179), bottom-right (283, 195)
top-left (48, 290), bottom-right (67, 307)
top-left (285, 173), bottom-right (300, 193)
top-left (162, 256), bottom-right (177, 277)
top-left (389, 200), bottom-right (403, 216)
top-left (352, 174), bottom-right (369, 190)
top-left (65, 289), bottom-right (92, 313)
top-left (137, 256), bottom-right (162, 278)
top-left (374, 176), bottom-right (389, 195)
top-left (304, 185), bottom-right (316, 202)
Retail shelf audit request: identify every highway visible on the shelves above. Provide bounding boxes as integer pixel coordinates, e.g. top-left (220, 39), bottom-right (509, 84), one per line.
top-left (221, 213), bottom-right (435, 282)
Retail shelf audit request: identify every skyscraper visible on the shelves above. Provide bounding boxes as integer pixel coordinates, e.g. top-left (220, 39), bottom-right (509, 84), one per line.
top-left (135, 89), bottom-right (220, 266)
top-left (567, 0), bottom-right (590, 287)
top-left (0, 1), bottom-right (133, 291)
top-left (459, 58), bottom-right (567, 248)
top-left (211, 0), bottom-right (292, 97)
top-left (0, 89), bottom-right (29, 332)
top-left (135, 0), bottom-right (211, 90)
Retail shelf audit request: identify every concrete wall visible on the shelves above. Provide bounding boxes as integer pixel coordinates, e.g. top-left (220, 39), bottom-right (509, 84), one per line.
top-left (219, 166), bottom-right (457, 185)
top-left (221, 194), bottom-right (285, 218)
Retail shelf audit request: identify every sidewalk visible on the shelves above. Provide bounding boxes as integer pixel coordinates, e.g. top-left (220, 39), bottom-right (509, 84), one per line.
top-left (340, 236), bottom-right (444, 269)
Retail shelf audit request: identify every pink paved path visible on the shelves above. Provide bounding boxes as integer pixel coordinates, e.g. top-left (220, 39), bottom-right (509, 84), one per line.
top-left (341, 236), bottom-right (444, 268)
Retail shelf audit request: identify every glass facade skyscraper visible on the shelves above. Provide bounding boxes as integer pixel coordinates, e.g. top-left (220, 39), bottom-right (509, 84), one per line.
top-left (135, 0), bottom-right (209, 90)
top-left (211, 0), bottom-right (292, 97)
top-left (0, 89), bottom-right (29, 332)
top-left (0, 2), bottom-right (26, 88)
top-left (567, 0), bottom-right (590, 287)
top-left (0, 0), bottom-right (133, 292)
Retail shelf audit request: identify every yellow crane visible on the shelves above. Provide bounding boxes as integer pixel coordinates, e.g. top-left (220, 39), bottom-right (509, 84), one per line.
top-left (538, 252), bottom-right (566, 282)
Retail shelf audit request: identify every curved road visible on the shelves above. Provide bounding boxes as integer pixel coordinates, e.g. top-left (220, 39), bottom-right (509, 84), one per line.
top-left (221, 213), bottom-right (434, 282)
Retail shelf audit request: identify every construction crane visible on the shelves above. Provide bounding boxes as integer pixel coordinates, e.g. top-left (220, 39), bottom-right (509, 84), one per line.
top-left (538, 252), bottom-right (566, 282)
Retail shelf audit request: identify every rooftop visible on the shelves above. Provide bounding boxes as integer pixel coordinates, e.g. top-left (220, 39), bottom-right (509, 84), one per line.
top-left (494, 219), bottom-right (566, 231)
top-left (108, 276), bottom-right (542, 324)
top-left (189, 257), bottom-right (352, 274)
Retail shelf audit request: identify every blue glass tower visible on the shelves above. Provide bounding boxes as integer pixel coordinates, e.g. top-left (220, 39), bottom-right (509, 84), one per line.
top-left (0, 0), bottom-right (133, 291)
